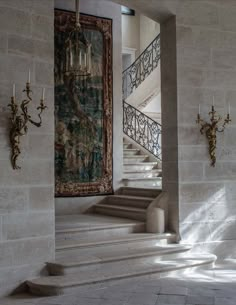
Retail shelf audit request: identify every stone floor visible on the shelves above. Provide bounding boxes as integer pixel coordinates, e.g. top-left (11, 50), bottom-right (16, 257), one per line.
top-left (1, 260), bottom-right (236, 305)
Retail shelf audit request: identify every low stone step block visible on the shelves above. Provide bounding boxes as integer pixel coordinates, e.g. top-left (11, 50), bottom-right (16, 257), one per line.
top-left (94, 204), bottom-right (146, 221)
top-left (116, 187), bottom-right (162, 198)
top-left (104, 195), bottom-right (153, 209)
top-left (56, 233), bottom-right (175, 254)
top-left (123, 169), bottom-right (162, 179)
top-left (47, 245), bottom-right (191, 276)
top-left (56, 221), bottom-right (145, 242)
top-left (123, 155), bottom-right (149, 163)
top-left (123, 149), bottom-right (141, 156)
top-left (124, 162), bottom-right (157, 171)
top-left (123, 177), bottom-right (162, 188)
top-left (27, 254), bottom-right (216, 296)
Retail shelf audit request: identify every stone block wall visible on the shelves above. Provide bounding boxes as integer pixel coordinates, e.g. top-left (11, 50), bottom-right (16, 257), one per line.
top-left (176, 0), bottom-right (236, 258)
top-left (0, 0), bottom-right (55, 296)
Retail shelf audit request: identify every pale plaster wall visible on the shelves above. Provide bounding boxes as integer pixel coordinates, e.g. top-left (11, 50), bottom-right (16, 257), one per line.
top-left (122, 14), bottom-right (140, 56)
top-left (140, 15), bottom-right (160, 53)
top-left (143, 93), bottom-right (161, 113)
top-left (122, 14), bottom-right (160, 59)
top-left (0, 0), bottom-right (55, 296)
top-left (126, 64), bottom-right (161, 109)
top-left (54, 0), bottom-right (123, 215)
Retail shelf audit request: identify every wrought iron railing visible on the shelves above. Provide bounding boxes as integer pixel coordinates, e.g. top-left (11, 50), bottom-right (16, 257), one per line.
top-left (122, 34), bottom-right (160, 100)
top-left (123, 101), bottom-right (161, 160)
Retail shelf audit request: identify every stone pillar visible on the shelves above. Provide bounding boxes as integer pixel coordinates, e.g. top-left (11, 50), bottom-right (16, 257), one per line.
top-left (161, 16), bottom-right (179, 236)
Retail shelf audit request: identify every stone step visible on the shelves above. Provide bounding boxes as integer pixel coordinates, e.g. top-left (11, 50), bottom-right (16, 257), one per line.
top-left (123, 143), bottom-right (132, 149)
top-left (94, 204), bottom-right (146, 221)
top-left (116, 187), bottom-right (162, 198)
top-left (123, 155), bottom-right (149, 163)
top-left (27, 254), bottom-right (216, 296)
top-left (123, 177), bottom-right (162, 188)
top-left (47, 245), bottom-right (192, 276)
top-left (124, 162), bottom-right (157, 171)
top-left (123, 149), bottom-right (141, 156)
top-left (56, 214), bottom-right (145, 242)
top-left (123, 169), bottom-right (162, 179)
top-left (56, 214), bottom-right (144, 232)
top-left (56, 232), bottom-right (175, 252)
top-left (103, 195), bottom-right (153, 209)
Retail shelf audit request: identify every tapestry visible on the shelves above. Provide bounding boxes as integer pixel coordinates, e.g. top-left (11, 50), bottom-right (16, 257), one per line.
top-left (54, 10), bottom-right (113, 197)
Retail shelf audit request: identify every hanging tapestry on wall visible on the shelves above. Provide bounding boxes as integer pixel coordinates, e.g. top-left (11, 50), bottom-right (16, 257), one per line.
top-left (54, 9), bottom-right (113, 197)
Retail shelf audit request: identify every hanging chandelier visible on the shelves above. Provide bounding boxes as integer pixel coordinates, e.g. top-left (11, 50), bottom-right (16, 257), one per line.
top-left (64, 0), bottom-right (92, 78)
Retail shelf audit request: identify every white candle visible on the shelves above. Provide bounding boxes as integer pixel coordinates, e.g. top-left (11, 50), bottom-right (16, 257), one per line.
top-left (42, 88), bottom-right (45, 100)
top-left (79, 52), bottom-right (82, 66)
top-left (212, 95), bottom-right (215, 107)
top-left (198, 104), bottom-right (201, 114)
top-left (228, 103), bottom-right (230, 115)
top-left (28, 69), bottom-right (31, 83)
top-left (12, 83), bottom-right (15, 98)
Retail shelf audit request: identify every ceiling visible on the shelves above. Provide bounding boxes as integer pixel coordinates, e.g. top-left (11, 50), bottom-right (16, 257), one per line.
top-left (100, 0), bottom-right (181, 22)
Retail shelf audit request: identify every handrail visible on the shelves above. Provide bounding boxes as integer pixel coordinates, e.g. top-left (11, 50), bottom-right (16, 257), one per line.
top-left (122, 33), bottom-right (160, 100)
top-left (123, 100), bottom-right (161, 160)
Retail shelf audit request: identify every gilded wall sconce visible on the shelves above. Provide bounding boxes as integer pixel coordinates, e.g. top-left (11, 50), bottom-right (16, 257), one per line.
top-left (196, 100), bottom-right (231, 167)
top-left (8, 71), bottom-right (47, 169)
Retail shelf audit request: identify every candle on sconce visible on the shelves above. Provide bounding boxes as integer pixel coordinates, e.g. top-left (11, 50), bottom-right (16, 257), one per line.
top-left (28, 69), bottom-right (31, 83)
top-left (228, 103), bottom-right (231, 115)
top-left (41, 88), bottom-right (45, 100)
top-left (12, 84), bottom-right (16, 98)
top-left (212, 95), bottom-right (215, 107)
top-left (198, 104), bottom-right (201, 115)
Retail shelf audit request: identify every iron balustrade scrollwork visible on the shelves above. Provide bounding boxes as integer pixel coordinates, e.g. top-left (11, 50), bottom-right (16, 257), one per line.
top-left (123, 101), bottom-right (161, 160)
top-left (122, 34), bottom-right (160, 100)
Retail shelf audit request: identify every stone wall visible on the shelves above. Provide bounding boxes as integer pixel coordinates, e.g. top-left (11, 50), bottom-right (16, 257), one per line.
top-left (55, 0), bottom-right (122, 215)
top-left (0, 0), bottom-right (55, 296)
top-left (176, 0), bottom-right (236, 258)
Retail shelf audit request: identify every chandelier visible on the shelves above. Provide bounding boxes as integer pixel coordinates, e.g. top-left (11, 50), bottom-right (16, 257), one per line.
top-left (64, 0), bottom-right (92, 78)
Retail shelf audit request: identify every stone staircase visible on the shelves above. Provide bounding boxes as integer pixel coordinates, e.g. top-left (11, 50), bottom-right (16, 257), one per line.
top-left (94, 186), bottom-right (161, 221)
top-left (27, 198), bottom-right (216, 296)
top-left (122, 138), bottom-right (162, 188)
top-left (26, 138), bottom-right (216, 296)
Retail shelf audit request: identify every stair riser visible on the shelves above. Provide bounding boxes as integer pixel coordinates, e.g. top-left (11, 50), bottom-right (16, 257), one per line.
top-left (95, 207), bottom-right (146, 221)
top-left (123, 180), bottom-right (162, 188)
top-left (56, 223), bottom-right (145, 242)
top-left (27, 260), bottom-right (214, 296)
top-left (124, 164), bottom-right (156, 171)
top-left (118, 188), bottom-right (161, 198)
top-left (48, 250), bottom-right (190, 276)
top-left (123, 157), bottom-right (149, 163)
top-left (104, 197), bottom-right (152, 209)
top-left (123, 151), bottom-right (140, 156)
top-left (56, 237), bottom-right (171, 254)
top-left (123, 172), bottom-right (160, 178)
top-left (123, 144), bottom-right (131, 149)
